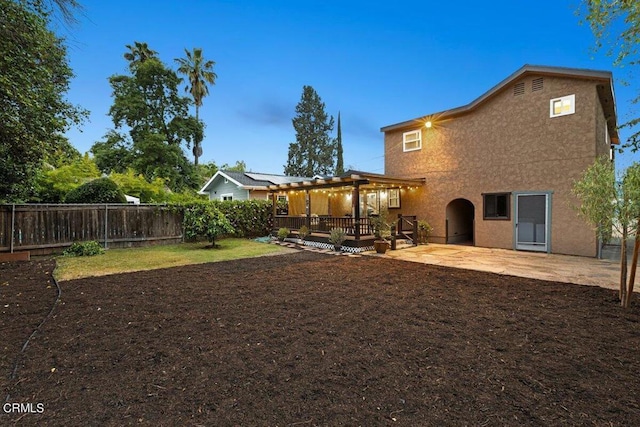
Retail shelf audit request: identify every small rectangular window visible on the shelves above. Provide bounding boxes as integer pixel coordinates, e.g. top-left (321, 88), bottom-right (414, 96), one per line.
top-left (403, 130), bottom-right (422, 152)
top-left (483, 193), bottom-right (510, 220)
top-left (550, 94), bottom-right (575, 117)
top-left (388, 188), bottom-right (400, 209)
top-left (221, 193), bottom-right (233, 201)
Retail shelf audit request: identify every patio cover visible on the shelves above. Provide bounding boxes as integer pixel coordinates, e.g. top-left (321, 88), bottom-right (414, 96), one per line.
top-left (266, 170), bottom-right (425, 192)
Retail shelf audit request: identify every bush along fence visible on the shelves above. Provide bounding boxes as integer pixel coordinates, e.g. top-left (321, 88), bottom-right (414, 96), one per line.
top-left (0, 204), bottom-right (184, 255)
top-left (211, 199), bottom-right (273, 237)
top-left (179, 199), bottom-right (273, 243)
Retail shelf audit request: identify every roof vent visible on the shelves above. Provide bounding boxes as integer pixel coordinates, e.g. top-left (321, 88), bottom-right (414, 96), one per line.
top-left (532, 77), bottom-right (544, 92)
top-left (513, 82), bottom-right (525, 96)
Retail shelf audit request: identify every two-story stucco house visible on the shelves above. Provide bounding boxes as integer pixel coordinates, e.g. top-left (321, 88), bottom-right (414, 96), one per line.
top-left (380, 64), bottom-right (618, 257)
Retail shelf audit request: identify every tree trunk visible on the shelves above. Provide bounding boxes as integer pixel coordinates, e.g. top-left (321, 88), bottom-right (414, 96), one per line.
top-left (624, 224), bottom-right (640, 308)
top-left (194, 105), bottom-right (201, 166)
top-left (620, 225), bottom-right (628, 306)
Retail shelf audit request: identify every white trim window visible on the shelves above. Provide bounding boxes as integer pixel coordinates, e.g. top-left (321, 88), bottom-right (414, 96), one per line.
top-left (221, 193), bottom-right (233, 201)
top-left (403, 130), bottom-right (422, 152)
top-left (388, 189), bottom-right (400, 208)
top-left (550, 94), bottom-right (575, 118)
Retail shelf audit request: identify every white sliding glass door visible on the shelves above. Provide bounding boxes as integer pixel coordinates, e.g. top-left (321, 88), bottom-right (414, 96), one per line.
top-left (515, 193), bottom-right (549, 252)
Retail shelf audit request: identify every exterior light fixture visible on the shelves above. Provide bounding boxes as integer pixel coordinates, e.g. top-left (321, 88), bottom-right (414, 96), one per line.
top-left (425, 121), bottom-right (432, 128)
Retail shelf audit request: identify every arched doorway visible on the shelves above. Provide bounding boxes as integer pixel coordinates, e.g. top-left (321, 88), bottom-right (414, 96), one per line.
top-left (446, 199), bottom-right (474, 245)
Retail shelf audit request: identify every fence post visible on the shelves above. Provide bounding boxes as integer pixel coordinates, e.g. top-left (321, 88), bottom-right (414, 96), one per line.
top-left (104, 204), bottom-right (108, 249)
top-left (10, 204), bottom-right (15, 253)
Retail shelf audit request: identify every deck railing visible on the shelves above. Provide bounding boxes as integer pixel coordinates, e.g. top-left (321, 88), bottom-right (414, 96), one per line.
top-left (274, 216), bottom-right (374, 236)
top-left (397, 215), bottom-right (418, 245)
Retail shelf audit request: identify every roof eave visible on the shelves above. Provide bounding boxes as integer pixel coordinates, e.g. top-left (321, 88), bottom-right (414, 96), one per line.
top-left (380, 65), bottom-right (616, 134)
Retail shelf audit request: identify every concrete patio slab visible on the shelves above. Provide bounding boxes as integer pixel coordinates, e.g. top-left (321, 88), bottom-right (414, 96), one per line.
top-left (379, 244), bottom-right (623, 292)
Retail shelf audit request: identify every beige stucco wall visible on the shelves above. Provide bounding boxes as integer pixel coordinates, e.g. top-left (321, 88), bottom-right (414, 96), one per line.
top-left (385, 75), bottom-right (612, 257)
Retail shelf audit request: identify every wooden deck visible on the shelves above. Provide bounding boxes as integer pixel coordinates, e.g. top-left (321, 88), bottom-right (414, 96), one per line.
top-left (273, 216), bottom-right (374, 236)
top-left (273, 214), bottom-right (419, 248)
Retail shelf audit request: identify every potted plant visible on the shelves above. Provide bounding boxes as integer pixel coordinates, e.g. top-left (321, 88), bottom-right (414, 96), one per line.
top-left (298, 225), bottom-right (310, 243)
top-left (417, 220), bottom-right (433, 245)
top-left (328, 227), bottom-right (346, 251)
top-left (371, 207), bottom-right (391, 254)
top-left (277, 227), bottom-right (290, 242)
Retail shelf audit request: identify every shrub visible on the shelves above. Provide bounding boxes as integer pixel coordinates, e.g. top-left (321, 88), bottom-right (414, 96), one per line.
top-left (64, 178), bottom-right (126, 203)
top-left (417, 220), bottom-right (433, 244)
top-left (298, 225), bottom-right (310, 240)
top-left (213, 200), bottom-right (273, 237)
top-left (329, 227), bottom-right (346, 246)
top-left (63, 241), bottom-right (105, 257)
top-left (277, 227), bottom-right (290, 241)
top-left (183, 202), bottom-right (235, 246)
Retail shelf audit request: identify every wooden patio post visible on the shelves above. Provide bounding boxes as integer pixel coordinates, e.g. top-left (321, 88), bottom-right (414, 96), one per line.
top-left (305, 190), bottom-right (311, 229)
top-left (271, 192), bottom-right (277, 230)
top-left (353, 183), bottom-right (360, 240)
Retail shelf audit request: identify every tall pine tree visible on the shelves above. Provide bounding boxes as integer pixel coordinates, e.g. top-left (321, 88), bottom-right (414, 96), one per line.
top-left (335, 111), bottom-right (344, 175)
top-left (284, 86), bottom-right (335, 176)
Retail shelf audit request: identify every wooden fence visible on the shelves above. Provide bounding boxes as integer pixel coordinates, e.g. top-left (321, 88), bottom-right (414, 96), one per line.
top-left (0, 204), bottom-right (183, 254)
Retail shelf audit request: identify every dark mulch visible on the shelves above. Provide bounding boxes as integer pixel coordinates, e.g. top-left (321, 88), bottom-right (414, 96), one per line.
top-left (2, 251), bottom-right (640, 426)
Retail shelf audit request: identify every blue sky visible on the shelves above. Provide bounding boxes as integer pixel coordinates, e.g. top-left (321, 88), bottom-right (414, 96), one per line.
top-left (61, 0), bottom-right (639, 174)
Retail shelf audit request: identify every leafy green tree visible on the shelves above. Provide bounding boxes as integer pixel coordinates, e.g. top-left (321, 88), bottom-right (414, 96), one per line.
top-left (90, 130), bottom-right (133, 174)
top-left (196, 161), bottom-right (219, 187)
top-left (221, 160), bottom-right (247, 172)
top-left (110, 169), bottom-right (169, 203)
top-left (579, 1), bottom-right (640, 151)
top-left (573, 157), bottom-right (640, 307)
top-left (124, 41), bottom-right (158, 70)
top-left (183, 202), bottom-right (234, 247)
top-left (335, 111), bottom-right (344, 175)
top-left (40, 0), bottom-right (82, 25)
top-left (131, 133), bottom-right (197, 191)
top-left (284, 86), bottom-right (336, 176)
top-left (0, 0), bottom-right (86, 202)
top-left (106, 50), bottom-right (202, 191)
top-left (109, 57), bottom-right (202, 148)
top-left (45, 134), bottom-right (82, 168)
top-left (36, 154), bottom-right (100, 202)
top-left (175, 47), bottom-right (217, 165)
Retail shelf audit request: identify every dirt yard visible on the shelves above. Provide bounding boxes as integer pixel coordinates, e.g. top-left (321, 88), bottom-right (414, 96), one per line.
top-left (2, 251), bottom-right (640, 426)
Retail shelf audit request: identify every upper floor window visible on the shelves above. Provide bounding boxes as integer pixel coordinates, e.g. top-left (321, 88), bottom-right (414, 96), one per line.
top-left (550, 94), bottom-right (575, 118)
top-left (403, 130), bottom-right (422, 152)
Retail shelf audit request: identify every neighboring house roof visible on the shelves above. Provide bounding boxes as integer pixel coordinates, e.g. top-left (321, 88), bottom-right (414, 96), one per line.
top-left (380, 64), bottom-right (619, 143)
top-left (199, 170), bottom-right (312, 194)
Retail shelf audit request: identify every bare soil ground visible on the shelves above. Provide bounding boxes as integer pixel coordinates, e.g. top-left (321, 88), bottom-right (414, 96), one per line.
top-left (2, 251), bottom-right (640, 426)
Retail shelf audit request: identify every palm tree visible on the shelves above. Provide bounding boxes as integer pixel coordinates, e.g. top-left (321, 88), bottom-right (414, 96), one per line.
top-left (175, 48), bottom-right (217, 165)
top-left (124, 41), bottom-right (158, 70)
